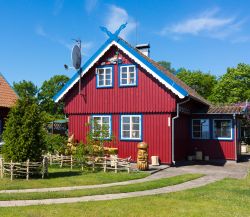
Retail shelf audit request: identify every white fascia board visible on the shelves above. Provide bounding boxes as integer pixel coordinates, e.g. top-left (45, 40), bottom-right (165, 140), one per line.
top-left (113, 41), bottom-right (185, 99)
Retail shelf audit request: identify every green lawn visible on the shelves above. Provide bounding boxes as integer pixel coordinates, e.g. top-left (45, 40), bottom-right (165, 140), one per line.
top-left (0, 173), bottom-right (249, 217)
top-left (0, 174), bottom-right (202, 200)
top-left (0, 167), bottom-right (148, 190)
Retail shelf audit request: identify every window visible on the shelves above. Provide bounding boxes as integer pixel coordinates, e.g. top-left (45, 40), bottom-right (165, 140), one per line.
top-left (119, 65), bottom-right (137, 86)
top-left (120, 115), bottom-right (142, 140)
top-left (192, 119), bottom-right (210, 139)
top-left (91, 115), bottom-right (111, 139)
top-left (213, 119), bottom-right (232, 140)
top-left (96, 67), bottom-right (113, 88)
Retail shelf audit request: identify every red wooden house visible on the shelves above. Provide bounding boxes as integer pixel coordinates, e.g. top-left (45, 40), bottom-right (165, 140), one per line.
top-left (0, 73), bottom-right (18, 141)
top-left (54, 32), bottom-right (248, 164)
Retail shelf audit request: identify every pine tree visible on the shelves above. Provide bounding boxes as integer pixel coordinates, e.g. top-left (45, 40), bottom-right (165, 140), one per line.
top-left (2, 98), bottom-right (46, 162)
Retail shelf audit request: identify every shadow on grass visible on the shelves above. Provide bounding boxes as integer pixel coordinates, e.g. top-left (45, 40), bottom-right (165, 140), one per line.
top-left (47, 171), bottom-right (83, 179)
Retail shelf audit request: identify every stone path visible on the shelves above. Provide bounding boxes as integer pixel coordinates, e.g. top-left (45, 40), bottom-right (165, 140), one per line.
top-left (0, 161), bottom-right (248, 207)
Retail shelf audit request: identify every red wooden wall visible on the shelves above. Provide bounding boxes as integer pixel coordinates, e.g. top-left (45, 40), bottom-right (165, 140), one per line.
top-left (174, 114), bottom-right (191, 161)
top-left (69, 113), bottom-right (173, 163)
top-left (188, 114), bottom-right (236, 160)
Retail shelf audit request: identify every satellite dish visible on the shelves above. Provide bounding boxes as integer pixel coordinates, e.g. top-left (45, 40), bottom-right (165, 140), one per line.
top-left (71, 44), bottom-right (81, 70)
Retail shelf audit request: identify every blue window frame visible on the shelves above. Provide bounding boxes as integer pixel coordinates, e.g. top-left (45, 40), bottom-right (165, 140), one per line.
top-left (119, 64), bottom-right (137, 87)
top-left (213, 119), bottom-right (233, 140)
top-left (91, 115), bottom-right (112, 139)
top-left (96, 66), bottom-right (113, 88)
top-left (192, 119), bottom-right (210, 139)
top-left (120, 114), bottom-right (142, 140)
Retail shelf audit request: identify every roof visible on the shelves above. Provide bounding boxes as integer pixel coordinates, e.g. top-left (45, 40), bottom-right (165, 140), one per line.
top-left (0, 73), bottom-right (18, 108)
top-left (129, 40), bottom-right (210, 105)
top-left (194, 105), bottom-right (247, 114)
top-left (53, 36), bottom-right (209, 106)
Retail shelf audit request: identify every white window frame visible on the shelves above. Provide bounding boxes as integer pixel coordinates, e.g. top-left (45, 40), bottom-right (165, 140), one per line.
top-left (96, 67), bottom-right (113, 88)
top-left (91, 115), bottom-right (111, 139)
top-left (120, 115), bottom-right (142, 140)
top-left (213, 119), bottom-right (233, 140)
top-left (192, 119), bottom-right (210, 139)
top-left (119, 65), bottom-right (137, 86)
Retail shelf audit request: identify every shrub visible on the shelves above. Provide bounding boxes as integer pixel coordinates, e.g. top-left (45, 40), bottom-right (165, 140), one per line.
top-left (44, 134), bottom-right (67, 154)
top-left (2, 98), bottom-right (46, 162)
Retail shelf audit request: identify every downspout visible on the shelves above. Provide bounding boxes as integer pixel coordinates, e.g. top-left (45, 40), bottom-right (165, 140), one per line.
top-left (233, 113), bottom-right (237, 162)
top-left (171, 97), bottom-right (190, 165)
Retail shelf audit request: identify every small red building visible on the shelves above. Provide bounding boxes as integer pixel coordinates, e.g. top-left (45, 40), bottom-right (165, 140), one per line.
top-left (0, 73), bottom-right (18, 140)
top-left (54, 34), bottom-right (248, 164)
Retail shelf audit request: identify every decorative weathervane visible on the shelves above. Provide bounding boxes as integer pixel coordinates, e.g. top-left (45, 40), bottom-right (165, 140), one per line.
top-left (99, 23), bottom-right (127, 66)
top-left (100, 22), bottom-right (128, 40)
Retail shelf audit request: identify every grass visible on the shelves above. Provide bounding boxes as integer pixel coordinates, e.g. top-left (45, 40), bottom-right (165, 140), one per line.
top-left (0, 173), bottom-right (249, 217)
top-left (0, 167), bottom-right (148, 190)
top-left (0, 174), bottom-right (202, 200)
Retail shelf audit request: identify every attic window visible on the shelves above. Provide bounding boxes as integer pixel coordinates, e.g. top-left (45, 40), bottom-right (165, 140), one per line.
top-left (96, 66), bottom-right (113, 88)
top-left (119, 65), bottom-right (137, 87)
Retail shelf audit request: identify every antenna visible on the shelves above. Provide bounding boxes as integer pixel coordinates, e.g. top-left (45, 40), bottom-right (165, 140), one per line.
top-left (64, 39), bottom-right (83, 95)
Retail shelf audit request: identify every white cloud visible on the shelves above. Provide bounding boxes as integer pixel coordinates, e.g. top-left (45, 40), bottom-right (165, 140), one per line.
top-left (231, 36), bottom-right (250, 43)
top-left (53, 0), bottom-right (64, 16)
top-left (160, 8), bottom-right (245, 41)
top-left (35, 25), bottom-right (47, 37)
top-left (84, 0), bottom-right (98, 13)
top-left (35, 25), bottom-right (93, 53)
top-left (105, 5), bottom-right (137, 39)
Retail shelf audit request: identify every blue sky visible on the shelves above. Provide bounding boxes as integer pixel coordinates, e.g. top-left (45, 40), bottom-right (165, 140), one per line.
top-left (0, 0), bottom-right (250, 86)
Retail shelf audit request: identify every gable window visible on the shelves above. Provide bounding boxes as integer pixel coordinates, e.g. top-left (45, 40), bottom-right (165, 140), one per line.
top-left (96, 66), bottom-right (113, 88)
top-left (91, 115), bottom-right (111, 139)
top-left (192, 119), bottom-right (210, 139)
top-left (120, 115), bottom-right (142, 140)
top-left (213, 119), bottom-right (232, 140)
top-left (119, 65), bottom-right (137, 86)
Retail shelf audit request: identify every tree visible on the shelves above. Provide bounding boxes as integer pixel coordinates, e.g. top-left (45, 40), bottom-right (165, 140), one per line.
top-left (38, 75), bottom-right (69, 118)
top-left (209, 63), bottom-right (250, 103)
top-left (176, 68), bottom-right (217, 99)
top-left (13, 80), bottom-right (38, 100)
top-left (158, 61), bottom-right (176, 74)
top-left (2, 98), bottom-right (46, 162)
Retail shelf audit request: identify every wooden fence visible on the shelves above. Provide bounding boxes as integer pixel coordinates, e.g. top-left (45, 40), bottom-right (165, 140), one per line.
top-left (46, 154), bottom-right (131, 173)
top-left (0, 157), bottom-right (48, 180)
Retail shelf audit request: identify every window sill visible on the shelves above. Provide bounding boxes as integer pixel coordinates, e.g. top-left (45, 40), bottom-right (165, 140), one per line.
top-left (120, 138), bottom-right (142, 141)
top-left (119, 84), bottom-right (137, 88)
top-left (96, 86), bottom-right (113, 89)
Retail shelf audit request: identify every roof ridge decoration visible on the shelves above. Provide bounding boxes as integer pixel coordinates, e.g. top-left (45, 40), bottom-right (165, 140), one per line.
top-left (53, 24), bottom-right (209, 105)
top-left (100, 22), bottom-right (127, 41)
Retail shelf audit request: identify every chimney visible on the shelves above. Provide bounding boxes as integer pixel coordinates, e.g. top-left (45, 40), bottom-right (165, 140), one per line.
top-left (135, 43), bottom-right (150, 57)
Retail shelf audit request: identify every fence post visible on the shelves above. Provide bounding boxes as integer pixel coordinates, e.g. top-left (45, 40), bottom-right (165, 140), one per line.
top-left (49, 154), bottom-right (52, 166)
top-left (70, 155), bottom-right (73, 170)
top-left (60, 154), bottom-right (63, 168)
top-left (127, 162), bottom-right (130, 173)
top-left (26, 159), bottom-right (29, 181)
top-left (104, 156), bottom-right (107, 172)
top-left (92, 158), bottom-right (95, 172)
top-left (10, 160), bottom-right (13, 181)
top-left (45, 157), bottom-right (48, 177)
top-left (42, 157), bottom-right (45, 179)
top-left (0, 158), bottom-right (3, 179)
top-left (115, 159), bottom-right (117, 173)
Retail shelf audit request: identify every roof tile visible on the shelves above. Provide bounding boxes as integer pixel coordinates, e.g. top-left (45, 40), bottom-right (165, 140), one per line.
top-left (0, 74), bottom-right (18, 108)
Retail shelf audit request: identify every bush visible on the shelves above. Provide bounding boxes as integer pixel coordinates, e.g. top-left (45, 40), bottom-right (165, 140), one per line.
top-left (44, 134), bottom-right (67, 154)
top-left (2, 98), bottom-right (46, 162)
